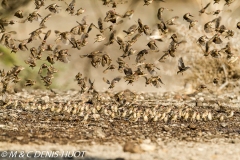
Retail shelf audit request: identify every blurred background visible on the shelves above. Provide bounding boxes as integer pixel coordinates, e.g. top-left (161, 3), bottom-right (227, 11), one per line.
top-left (0, 0), bottom-right (240, 93)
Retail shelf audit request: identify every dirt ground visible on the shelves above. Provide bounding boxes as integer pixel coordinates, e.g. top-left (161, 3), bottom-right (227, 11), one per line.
top-left (0, 0), bottom-right (240, 159)
top-left (0, 90), bottom-right (240, 160)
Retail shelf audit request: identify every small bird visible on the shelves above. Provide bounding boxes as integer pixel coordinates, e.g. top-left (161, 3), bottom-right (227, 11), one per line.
top-left (158, 51), bottom-right (170, 62)
top-left (128, 33), bottom-right (142, 45)
top-left (105, 30), bottom-right (116, 46)
top-left (147, 40), bottom-right (159, 51)
top-left (24, 57), bottom-right (36, 68)
top-left (197, 84), bottom-right (208, 91)
top-left (213, 78), bottom-right (219, 85)
top-left (42, 30), bottom-right (52, 45)
top-left (209, 49), bottom-right (221, 58)
top-left (214, 0), bottom-right (221, 4)
top-left (158, 20), bottom-right (168, 34)
top-left (26, 11), bottom-right (42, 23)
top-left (1, 0), bottom-right (9, 9)
top-left (144, 0), bottom-right (165, 6)
top-left (55, 31), bottom-right (71, 45)
top-left (136, 49), bottom-right (148, 63)
top-left (123, 24), bottom-right (138, 37)
top-left (237, 22), bottom-right (240, 29)
top-left (144, 0), bottom-right (153, 6)
top-left (123, 67), bottom-right (134, 77)
top-left (103, 64), bottom-right (116, 73)
top-left (207, 9), bottom-right (232, 16)
top-left (25, 79), bottom-right (36, 86)
top-left (104, 10), bottom-right (122, 23)
top-left (197, 35), bottom-right (208, 46)
top-left (101, 54), bottom-right (112, 67)
top-left (143, 76), bottom-right (163, 88)
top-left (204, 16), bottom-right (222, 33)
top-left (148, 29), bottom-right (163, 42)
top-left (227, 110), bottom-right (234, 118)
top-left (189, 20), bottom-right (198, 30)
top-left (199, 2), bottom-right (211, 15)
top-left (94, 34), bottom-right (106, 43)
top-left (14, 10), bottom-right (24, 18)
top-left (103, 76), bottom-right (122, 89)
top-left (157, 7), bottom-right (173, 20)
top-left (122, 10), bottom-right (134, 19)
top-left (219, 114), bottom-right (225, 122)
top-left (166, 16), bottom-right (179, 25)
top-left (35, 0), bottom-right (45, 9)
top-left (212, 34), bottom-right (222, 44)
top-left (66, 0), bottom-right (76, 15)
top-left (45, 3), bottom-right (61, 13)
top-left (207, 111), bottom-right (213, 121)
top-left (224, 0), bottom-right (235, 6)
top-left (183, 13), bottom-right (194, 23)
top-left (177, 57), bottom-right (190, 75)
top-left (75, 8), bottom-right (85, 16)
top-left (143, 25), bottom-right (151, 35)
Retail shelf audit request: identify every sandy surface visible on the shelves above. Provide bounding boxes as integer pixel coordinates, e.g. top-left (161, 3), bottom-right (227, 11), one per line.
top-left (0, 140), bottom-right (240, 160)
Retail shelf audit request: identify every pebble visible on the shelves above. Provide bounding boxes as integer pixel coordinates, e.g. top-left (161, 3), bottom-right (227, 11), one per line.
top-left (199, 97), bottom-right (204, 102)
top-left (163, 125), bottom-right (171, 132)
top-left (196, 100), bottom-right (203, 107)
top-left (9, 114), bottom-right (18, 118)
top-left (0, 124), bottom-right (6, 128)
top-left (140, 135), bottom-right (146, 140)
top-left (101, 124), bottom-right (109, 129)
top-left (212, 103), bottom-right (220, 111)
top-left (197, 132), bottom-right (203, 137)
top-left (123, 142), bottom-right (143, 153)
top-left (41, 96), bottom-right (50, 103)
top-left (16, 136), bottom-right (24, 140)
top-left (221, 123), bottom-right (228, 128)
top-left (95, 127), bottom-right (106, 138)
top-left (86, 133), bottom-right (93, 139)
top-left (140, 143), bottom-right (156, 152)
top-left (142, 139), bottom-right (151, 144)
top-left (189, 124), bottom-right (197, 130)
top-left (126, 131), bottom-right (132, 136)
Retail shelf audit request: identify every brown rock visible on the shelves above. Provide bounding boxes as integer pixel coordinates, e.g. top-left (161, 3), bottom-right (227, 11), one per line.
top-left (196, 100), bottom-right (203, 107)
top-left (123, 142), bottom-right (143, 153)
top-left (189, 124), bottom-right (197, 130)
top-left (163, 125), bottom-right (171, 132)
top-left (221, 123), bottom-right (228, 128)
top-left (94, 127), bottom-right (106, 138)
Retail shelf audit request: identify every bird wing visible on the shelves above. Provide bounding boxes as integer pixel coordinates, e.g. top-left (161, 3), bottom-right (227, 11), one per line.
top-left (158, 52), bottom-right (169, 62)
top-left (178, 57), bottom-right (185, 70)
top-left (212, 16), bottom-right (221, 29)
top-left (98, 18), bottom-right (103, 30)
top-left (124, 67), bottom-right (133, 76)
top-left (204, 2), bottom-right (211, 9)
top-left (157, 8), bottom-right (162, 20)
top-left (112, 76), bottom-right (122, 84)
top-left (128, 24), bottom-right (138, 32)
top-left (103, 77), bottom-right (110, 84)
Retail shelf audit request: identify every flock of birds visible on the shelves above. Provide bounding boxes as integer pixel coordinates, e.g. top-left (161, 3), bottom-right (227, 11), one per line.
top-left (0, 0), bottom-right (238, 125)
top-left (2, 87), bottom-right (235, 124)
top-left (0, 0), bottom-right (239, 94)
